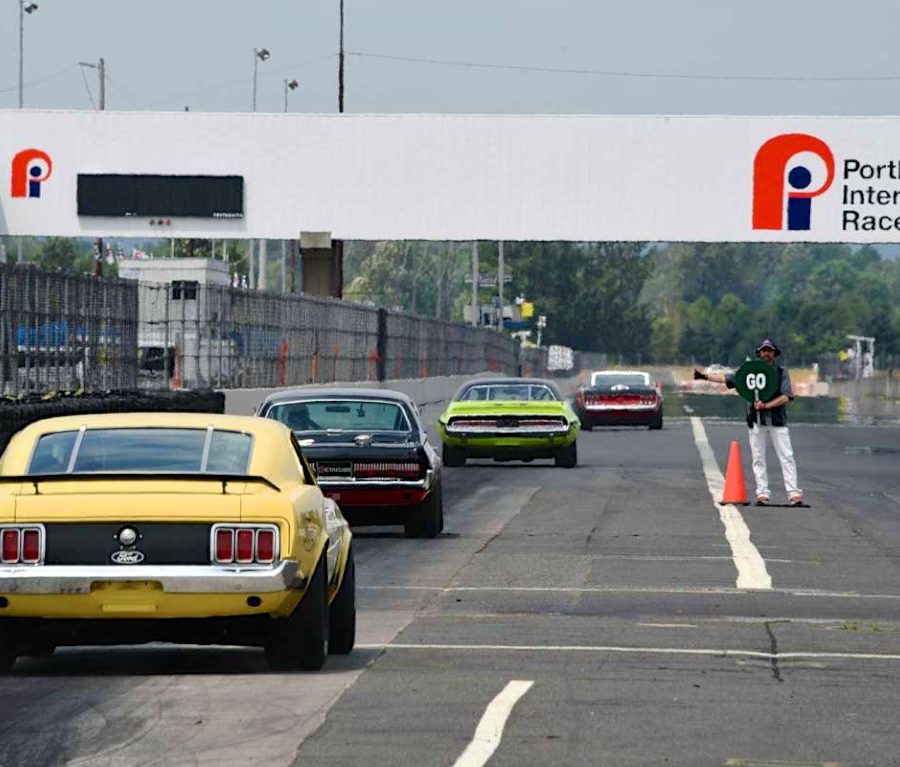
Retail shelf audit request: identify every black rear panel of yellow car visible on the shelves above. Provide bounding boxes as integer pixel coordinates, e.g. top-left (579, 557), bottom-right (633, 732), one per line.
top-left (43, 523), bottom-right (212, 565)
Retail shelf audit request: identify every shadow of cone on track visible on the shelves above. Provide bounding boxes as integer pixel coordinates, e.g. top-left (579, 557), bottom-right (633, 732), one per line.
top-left (719, 440), bottom-right (749, 506)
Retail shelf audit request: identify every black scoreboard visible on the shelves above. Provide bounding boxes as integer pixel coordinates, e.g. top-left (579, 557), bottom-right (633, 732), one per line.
top-left (77, 174), bottom-right (244, 218)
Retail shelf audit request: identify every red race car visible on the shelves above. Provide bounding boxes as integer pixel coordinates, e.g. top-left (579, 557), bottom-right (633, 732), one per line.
top-left (574, 370), bottom-right (663, 430)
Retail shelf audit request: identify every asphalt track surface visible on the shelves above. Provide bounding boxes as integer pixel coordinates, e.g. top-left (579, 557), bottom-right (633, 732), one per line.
top-left (2, 405), bottom-right (900, 766)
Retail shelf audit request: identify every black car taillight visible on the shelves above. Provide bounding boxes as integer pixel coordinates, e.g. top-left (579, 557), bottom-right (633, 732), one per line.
top-left (353, 461), bottom-right (423, 480)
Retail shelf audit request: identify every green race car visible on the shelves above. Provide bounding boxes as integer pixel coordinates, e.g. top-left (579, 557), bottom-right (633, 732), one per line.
top-left (437, 377), bottom-right (580, 467)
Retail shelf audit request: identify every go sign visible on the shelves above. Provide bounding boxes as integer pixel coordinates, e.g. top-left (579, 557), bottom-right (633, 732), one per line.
top-left (734, 360), bottom-right (779, 403)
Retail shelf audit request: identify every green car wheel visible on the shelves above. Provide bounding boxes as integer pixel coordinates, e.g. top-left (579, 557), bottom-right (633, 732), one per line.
top-left (555, 441), bottom-right (577, 468)
top-left (443, 444), bottom-right (466, 467)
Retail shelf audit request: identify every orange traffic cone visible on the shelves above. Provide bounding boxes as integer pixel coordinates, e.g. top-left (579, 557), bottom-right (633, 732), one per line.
top-left (720, 440), bottom-right (749, 505)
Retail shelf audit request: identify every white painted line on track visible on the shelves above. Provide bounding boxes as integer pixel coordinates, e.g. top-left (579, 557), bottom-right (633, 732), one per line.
top-left (592, 554), bottom-right (801, 564)
top-left (359, 642), bottom-right (900, 663)
top-left (452, 680), bottom-right (534, 767)
top-left (690, 416), bottom-right (772, 590)
top-left (637, 623), bottom-right (698, 628)
top-left (361, 584), bottom-right (900, 599)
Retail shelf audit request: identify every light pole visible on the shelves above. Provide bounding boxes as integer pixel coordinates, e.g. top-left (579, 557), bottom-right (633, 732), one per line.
top-left (17, 2), bottom-right (38, 263)
top-left (18, 1), bottom-right (38, 109)
top-left (78, 58), bottom-right (106, 110)
top-left (252, 47), bottom-right (270, 112)
top-left (79, 58), bottom-right (106, 276)
top-left (251, 47), bottom-right (270, 286)
top-left (283, 78), bottom-right (299, 112)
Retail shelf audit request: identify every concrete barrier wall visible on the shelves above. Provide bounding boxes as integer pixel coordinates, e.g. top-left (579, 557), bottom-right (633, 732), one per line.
top-left (220, 372), bottom-right (506, 416)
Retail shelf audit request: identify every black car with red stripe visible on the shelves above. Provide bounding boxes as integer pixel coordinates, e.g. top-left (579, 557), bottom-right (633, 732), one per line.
top-left (256, 389), bottom-right (443, 538)
top-left (574, 370), bottom-right (664, 430)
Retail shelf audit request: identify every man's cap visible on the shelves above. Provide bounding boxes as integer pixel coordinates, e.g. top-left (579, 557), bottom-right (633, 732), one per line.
top-left (756, 339), bottom-right (781, 357)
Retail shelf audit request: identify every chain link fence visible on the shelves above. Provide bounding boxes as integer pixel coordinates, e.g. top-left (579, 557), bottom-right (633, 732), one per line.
top-left (1, 264), bottom-right (546, 395)
top-left (0, 264), bottom-right (138, 396)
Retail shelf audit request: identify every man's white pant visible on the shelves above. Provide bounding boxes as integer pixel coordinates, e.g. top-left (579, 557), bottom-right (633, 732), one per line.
top-left (748, 424), bottom-right (801, 499)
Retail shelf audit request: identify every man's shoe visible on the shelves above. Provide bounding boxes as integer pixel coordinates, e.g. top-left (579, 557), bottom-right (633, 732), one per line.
top-left (789, 496), bottom-right (803, 507)
top-left (756, 496), bottom-right (769, 506)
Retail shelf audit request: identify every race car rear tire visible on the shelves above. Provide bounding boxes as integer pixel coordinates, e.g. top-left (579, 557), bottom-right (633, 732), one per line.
top-left (22, 643), bottom-right (56, 658)
top-left (329, 545), bottom-right (356, 655)
top-left (555, 441), bottom-right (578, 468)
top-left (405, 483), bottom-right (444, 538)
top-left (580, 421), bottom-right (594, 431)
top-left (0, 628), bottom-right (16, 672)
top-left (649, 412), bottom-right (663, 430)
top-left (265, 555), bottom-right (329, 671)
top-left (442, 444), bottom-right (466, 467)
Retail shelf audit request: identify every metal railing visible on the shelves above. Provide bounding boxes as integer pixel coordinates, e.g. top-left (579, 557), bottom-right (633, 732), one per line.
top-left (0, 264), bottom-right (138, 395)
top-left (1, 264), bottom-right (540, 395)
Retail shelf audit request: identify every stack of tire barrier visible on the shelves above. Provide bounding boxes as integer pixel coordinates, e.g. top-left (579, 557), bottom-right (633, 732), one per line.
top-left (0, 390), bottom-right (225, 457)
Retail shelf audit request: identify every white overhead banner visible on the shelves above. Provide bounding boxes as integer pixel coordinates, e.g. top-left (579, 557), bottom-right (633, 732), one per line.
top-left (3, 110), bottom-right (900, 242)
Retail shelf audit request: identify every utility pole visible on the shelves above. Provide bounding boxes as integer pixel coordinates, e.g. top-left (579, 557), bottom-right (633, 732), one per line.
top-left (338, 0), bottom-right (345, 112)
top-left (498, 240), bottom-right (505, 331)
top-left (258, 239), bottom-right (268, 290)
top-left (79, 59), bottom-right (105, 109)
top-left (470, 241), bottom-right (479, 327)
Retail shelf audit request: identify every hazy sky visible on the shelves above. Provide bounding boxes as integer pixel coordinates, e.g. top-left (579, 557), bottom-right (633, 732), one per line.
top-left (3, 1), bottom-right (900, 115)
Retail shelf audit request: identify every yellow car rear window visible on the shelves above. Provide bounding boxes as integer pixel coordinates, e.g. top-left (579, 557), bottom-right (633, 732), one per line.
top-left (28, 428), bottom-right (252, 475)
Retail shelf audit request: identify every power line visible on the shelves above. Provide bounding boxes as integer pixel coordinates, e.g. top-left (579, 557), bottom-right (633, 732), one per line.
top-left (144, 53), bottom-right (336, 109)
top-left (348, 50), bottom-right (900, 83)
top-left (0, 64), bottom-right (78, 95)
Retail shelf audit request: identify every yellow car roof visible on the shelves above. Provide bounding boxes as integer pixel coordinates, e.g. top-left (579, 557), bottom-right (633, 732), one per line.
top-left (16, 411), bottom-right (280, 437)
top-left (1, 413), bottom-right (298, 481)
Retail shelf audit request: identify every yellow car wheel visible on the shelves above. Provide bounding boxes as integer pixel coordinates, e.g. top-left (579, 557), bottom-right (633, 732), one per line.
top-left (265, 555), bottom-right (329, 671)
top-left (328, 545), bottom-right (356, 655)
top-left (0, 628), bottom-right (16, 672)
top-left (23, 643), bottom-right (56, 658)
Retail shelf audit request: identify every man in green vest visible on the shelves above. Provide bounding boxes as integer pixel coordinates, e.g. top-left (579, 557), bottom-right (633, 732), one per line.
top-left (695, 340), bottom-right (803, 507)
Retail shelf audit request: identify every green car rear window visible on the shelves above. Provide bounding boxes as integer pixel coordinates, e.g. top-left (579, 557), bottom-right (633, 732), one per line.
top-left (459, 384), bottom-right (558, 402)
top-left (28, 428), bottom-right (252, 475)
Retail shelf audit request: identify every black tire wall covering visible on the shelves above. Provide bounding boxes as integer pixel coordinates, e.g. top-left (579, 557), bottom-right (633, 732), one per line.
top-left (0, 390), bottom-right (225, 457)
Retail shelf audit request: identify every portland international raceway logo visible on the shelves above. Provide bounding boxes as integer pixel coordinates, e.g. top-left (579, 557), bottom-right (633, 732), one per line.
top-left (752, 134), bottom-right (835, 231)
top-left (10, 148), bottom-right (53, 198)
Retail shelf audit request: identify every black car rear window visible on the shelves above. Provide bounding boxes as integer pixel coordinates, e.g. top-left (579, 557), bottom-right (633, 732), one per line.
top-left (28, 428), bottom-right (252, 474)
top-left (266, 400), bottom-right (411, 433)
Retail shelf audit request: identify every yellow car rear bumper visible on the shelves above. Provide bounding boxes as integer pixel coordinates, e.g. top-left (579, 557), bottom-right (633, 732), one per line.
top-left (0, 561), bottom-right (305, 619)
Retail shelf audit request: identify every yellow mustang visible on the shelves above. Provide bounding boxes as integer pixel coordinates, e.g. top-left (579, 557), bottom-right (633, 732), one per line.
top-left (0, 412), bottom-right (354, 672)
